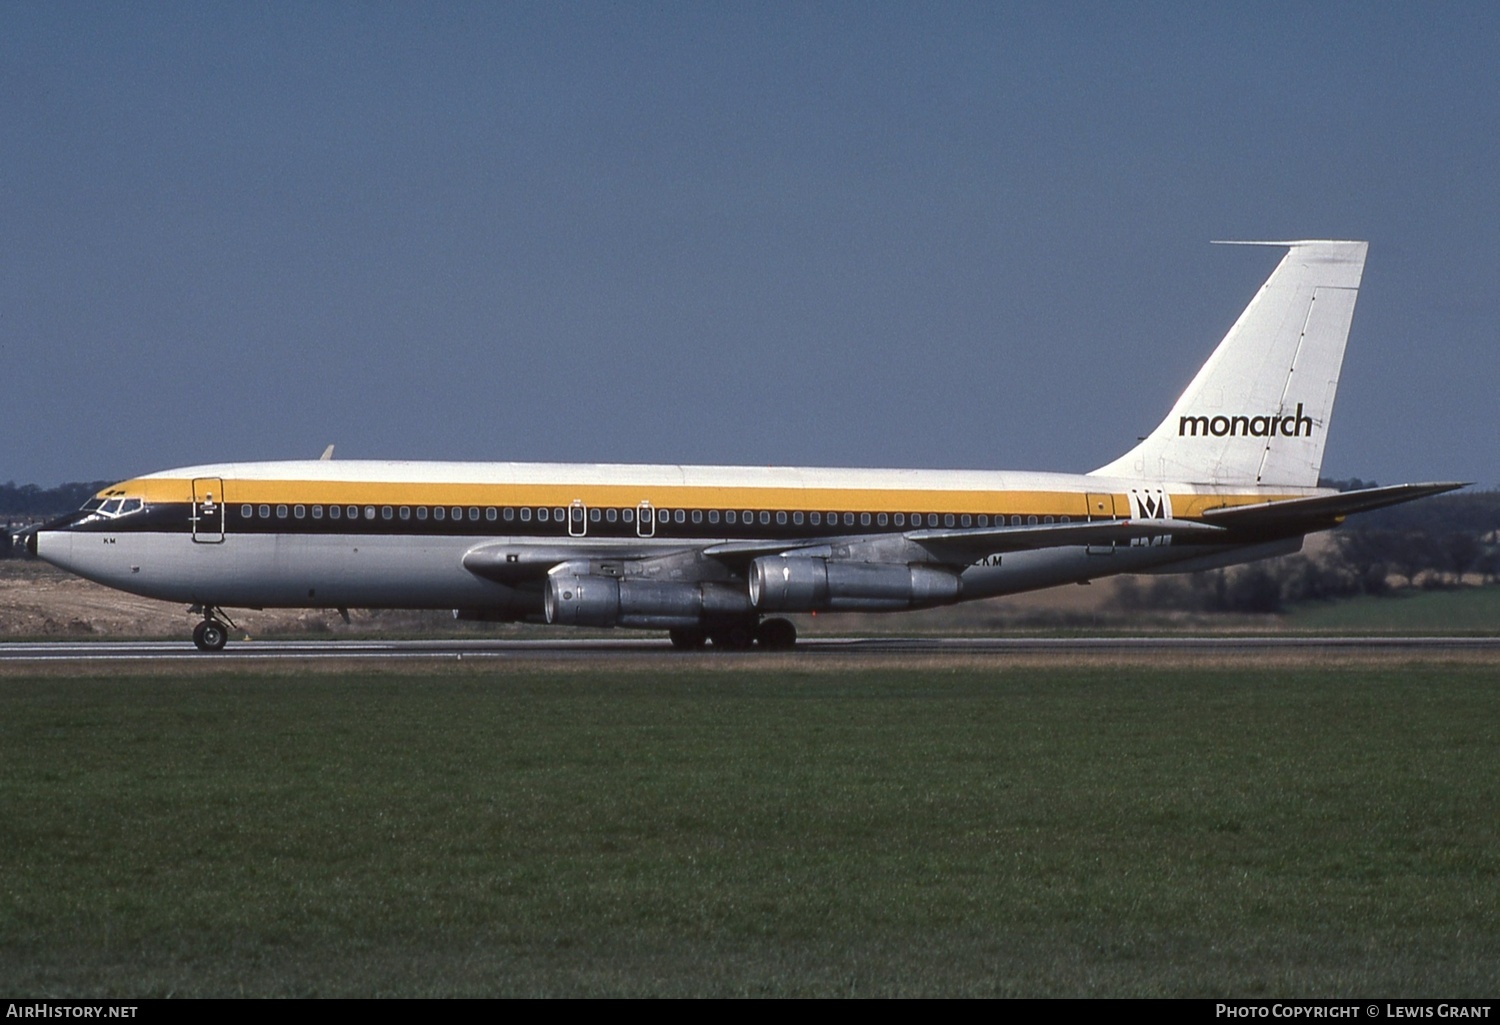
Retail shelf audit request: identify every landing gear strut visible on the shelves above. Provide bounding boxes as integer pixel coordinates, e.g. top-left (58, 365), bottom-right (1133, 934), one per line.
top-left (755, 617), bottom-right (797, 651)
top-left (189, 605), bottom-right (236, 652)
top-left (668, 627), bottom-right (707, 650)
top-left (678, 617), bottom-right (797, 652)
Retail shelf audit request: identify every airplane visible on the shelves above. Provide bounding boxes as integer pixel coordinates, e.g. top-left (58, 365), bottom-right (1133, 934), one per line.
top-left (27, 240), bottom-right (1462, 652)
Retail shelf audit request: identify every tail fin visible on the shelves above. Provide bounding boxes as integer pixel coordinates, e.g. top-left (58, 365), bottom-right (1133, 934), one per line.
top-left (1091, 240), bottom-right (1368, 487)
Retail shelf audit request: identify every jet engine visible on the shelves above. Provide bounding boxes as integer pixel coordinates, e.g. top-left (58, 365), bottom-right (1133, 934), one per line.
top-left (545, 566), bottom-right (752, 628)
top-left (748, 556), bottom-right (960, 612)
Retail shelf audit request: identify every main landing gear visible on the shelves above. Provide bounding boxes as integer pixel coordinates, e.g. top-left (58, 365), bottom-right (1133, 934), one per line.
top-left (189, 605), bottom-right (237, 652)
top-left (668, 617), bottom-right (797, 652)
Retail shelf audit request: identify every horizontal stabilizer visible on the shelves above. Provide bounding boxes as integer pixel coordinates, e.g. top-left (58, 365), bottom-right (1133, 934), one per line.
top-left (1198, 482), bottom-right (1467, 530)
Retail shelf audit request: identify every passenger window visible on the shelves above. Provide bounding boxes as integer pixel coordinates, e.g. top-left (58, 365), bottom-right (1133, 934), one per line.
top-left (454, 508), bottom-right (465, 521)
top-left (313, 506), bottom-right (324, 519)
top-left (977, 515), bottom-right (988, 527)
top-left (841, 513), bottom-right (853, 526)
top-left (944, 514), bottom-right (955, 527)
top-left (928, 514), bottom-right (938, 527)
top-left (260, 505), bottom-right (271, 519)
top-left (400, 507), bottom-right (411, 520)
top-left (295, 505), bottom-right (306, 519)
top-left (1028, 515), bottom-right (1038, 525)
top-left (810, 512), bottom-right (820, 525)
top-left (589, 508), bottom-right (600, 522)
top-left (435, 507), bottom-right (447, 521)
top-left (241, 505), bottom-right (253, 518)
top-left (276, 506), bottom-right (288, 519)
top-left (330, 506), bottom-right (342, 520)
top-left (877, 513), bottom-right (888, 527)
top-left (416, 507), bottom-right (428, 521)
top-left (622, 508), bottom-right (633, 523)
top-left (659, 509), bottom-right (670, 523)
top-left (364, 506), bottom-right (375, 519)
top-left (709, 510), bottom-right (720, 524)
top-left (759, 511), bottom-right (771, 525)
top-left (1044, 515), bottom-right (1054, 524)
top-left (860, 513), bottom-right (871, 526)
top-left (469, 507), bottom-right (480, 521)
top-left (554, 508), bottom-right (565, 523)
top-left (606, 508), bottom-right (618, 523)
top-left (744, 511), bottom-right (754, 524)
top-left (383, 506), bottom-right (394, 520)
top-left (691, 509), bottom-right (702, 524)
top-left (347, 506), bottom-right (359, 520)
top-left (1061, 515), bottom-right (1071, 523)
top-left (776, 511), bottom-right (787, 525)
top-left (674, 509), bottom-right (685, 524)
top-left (961, 515), bottom-right (971, 527)
top-left (893, 513), bottom-right (904, 527)
top-left (503, 507), bottom-right (515, 521)
top-left (1011, 515), bottom-right (1021, 526)
top-left (536, 508), bottom-right (548, 522)
top-left (793, 511), bottom-right (804, 525)
top-left (726, 511), bottom-right (737, 524)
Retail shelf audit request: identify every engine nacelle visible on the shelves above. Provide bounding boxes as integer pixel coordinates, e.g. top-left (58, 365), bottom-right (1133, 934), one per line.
top-left (545, 567), bottom-right (751, 628)
top-left (749, 556), bottom-right (960, 612)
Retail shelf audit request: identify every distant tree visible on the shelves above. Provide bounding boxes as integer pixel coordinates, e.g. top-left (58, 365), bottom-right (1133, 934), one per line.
top-left (1441, 531), bottom-right (1484, 584)
top-left (1335, 528), bottom-right (1398, 595)
top-left (1477, 547), bottom-right (1500, 586)
top-left (0, 480), bottom-right (112, 517)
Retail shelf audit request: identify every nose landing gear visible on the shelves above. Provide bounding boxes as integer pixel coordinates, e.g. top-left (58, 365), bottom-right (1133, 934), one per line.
top-left (188, 605), bottom-right (237, 652)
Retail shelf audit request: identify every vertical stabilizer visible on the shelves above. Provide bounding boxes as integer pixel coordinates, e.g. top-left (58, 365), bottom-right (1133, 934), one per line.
top-left (1091, 240), bottom-right (1367, 488)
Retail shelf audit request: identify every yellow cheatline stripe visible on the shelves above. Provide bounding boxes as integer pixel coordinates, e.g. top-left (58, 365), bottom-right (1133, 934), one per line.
top-left (106, 477), bottom-right (1304, 520)
top-left (116, 478), bottom-right (1113, 517)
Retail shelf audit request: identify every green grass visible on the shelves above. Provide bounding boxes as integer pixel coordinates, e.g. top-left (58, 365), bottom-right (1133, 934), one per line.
top-left (2, 664), bottom-right (1498, 996)
top-left (1286, 586), bottom-right (1500, 634)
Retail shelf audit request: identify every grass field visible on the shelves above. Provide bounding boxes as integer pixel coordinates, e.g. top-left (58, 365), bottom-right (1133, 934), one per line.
top-left (2, 660), bottom-right (1497, 996)
top-left (1284, 587), bottom-right (1500, 635)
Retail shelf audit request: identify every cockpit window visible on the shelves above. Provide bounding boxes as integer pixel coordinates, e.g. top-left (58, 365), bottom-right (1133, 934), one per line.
top-left (79, 495), bottom-right (145, 521)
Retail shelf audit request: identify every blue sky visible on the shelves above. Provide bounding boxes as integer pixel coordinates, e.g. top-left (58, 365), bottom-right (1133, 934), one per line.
top-left (5, 3), bottom-right (1496, 486)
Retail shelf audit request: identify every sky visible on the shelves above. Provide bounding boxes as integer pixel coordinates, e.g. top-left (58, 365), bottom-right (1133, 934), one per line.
top-left (4, 2), bottom-right (1497, 488)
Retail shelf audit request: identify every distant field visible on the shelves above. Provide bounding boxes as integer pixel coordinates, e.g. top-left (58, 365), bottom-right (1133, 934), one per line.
top-left (1285, 587), bottom-right (1500, 634)
top-left (2, 660), bottom-right (1496, 996)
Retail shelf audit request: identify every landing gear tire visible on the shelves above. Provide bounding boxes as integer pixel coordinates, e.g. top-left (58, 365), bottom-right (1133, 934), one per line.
top-left (669, 627), bottom-right (707, 651)
top-left (709, 624), bottom-right (756, 651)
top-left (756, 617), bottom-right (797, 650)
top-left (193, 619), bottom-right (228, 652)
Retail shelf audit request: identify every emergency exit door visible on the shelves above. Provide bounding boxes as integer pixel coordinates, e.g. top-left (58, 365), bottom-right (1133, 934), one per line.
top-left (1084, 492), bottom-right (1116, 556)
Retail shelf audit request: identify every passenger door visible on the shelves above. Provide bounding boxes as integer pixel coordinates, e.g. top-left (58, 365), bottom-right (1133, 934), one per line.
top-left (191, 477), bottom-right (226, 543)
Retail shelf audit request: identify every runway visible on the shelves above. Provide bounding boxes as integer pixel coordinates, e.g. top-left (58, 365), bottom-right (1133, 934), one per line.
top-left (3, 635), bottom-right (1499, 663)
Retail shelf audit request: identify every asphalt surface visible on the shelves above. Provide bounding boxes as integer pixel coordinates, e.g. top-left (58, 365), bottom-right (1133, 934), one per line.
top-left (2, 636), bottom-right (1498, 663)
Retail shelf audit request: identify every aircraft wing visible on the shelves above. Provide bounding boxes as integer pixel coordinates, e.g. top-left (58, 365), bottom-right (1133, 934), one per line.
top-left (1197, 482), bottom-right (1467, 531)
top-left (701, 517), bottom-right (1225, 564)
